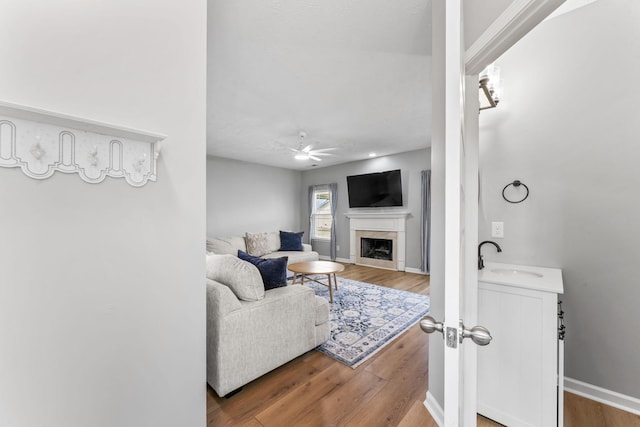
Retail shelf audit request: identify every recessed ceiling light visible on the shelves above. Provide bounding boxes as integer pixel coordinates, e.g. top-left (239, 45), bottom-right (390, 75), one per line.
top-left (368, 153), bottom-right (377, 157)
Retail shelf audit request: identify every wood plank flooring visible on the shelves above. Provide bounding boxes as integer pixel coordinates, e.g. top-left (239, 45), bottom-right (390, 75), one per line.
top-left (564, 392), bottom-right (640, 427)
top-left (207, 264), bottom-right (640, 426)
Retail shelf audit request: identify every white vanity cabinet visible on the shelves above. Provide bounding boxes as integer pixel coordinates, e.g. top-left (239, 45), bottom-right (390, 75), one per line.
top-left (478, 262), bottom-right (564, 427)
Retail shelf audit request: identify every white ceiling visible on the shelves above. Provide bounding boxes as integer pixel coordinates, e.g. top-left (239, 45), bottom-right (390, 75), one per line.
top-left (205, 0), bottom-right (515, 170)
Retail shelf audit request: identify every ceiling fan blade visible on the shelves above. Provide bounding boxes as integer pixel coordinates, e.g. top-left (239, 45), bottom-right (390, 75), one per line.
top-left (310, 152), bottom-right (333, 157)
top-left (287, 147), bottom-right (300, 153)
top-left (310, 147), bottom-right (337, 153)
top-left (302, 145), bottom-right (313, 153)
top-left (309, 155), bottom-right (322, 161)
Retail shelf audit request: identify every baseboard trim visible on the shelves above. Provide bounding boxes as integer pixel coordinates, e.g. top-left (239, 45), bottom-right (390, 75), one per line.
top-left (564, 377), bottom-right (640, 416)
top-left (424, 391), bottom-right (444, 427)
top-left (318, 255), bottom-right (352, 264)
top-left (318, 255), bottom-right (428, 275)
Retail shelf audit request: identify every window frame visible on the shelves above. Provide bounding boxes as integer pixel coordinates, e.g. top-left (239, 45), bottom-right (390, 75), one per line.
top-left (310, 187), bottom-right (332, 241)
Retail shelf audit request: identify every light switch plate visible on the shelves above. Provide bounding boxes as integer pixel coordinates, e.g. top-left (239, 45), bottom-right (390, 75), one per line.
top-left (491, 221), bottom-right (504, 238)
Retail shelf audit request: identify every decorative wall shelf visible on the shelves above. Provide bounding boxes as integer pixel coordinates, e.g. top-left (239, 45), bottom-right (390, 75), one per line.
top-left (0, 100), bottom-right (167, 187)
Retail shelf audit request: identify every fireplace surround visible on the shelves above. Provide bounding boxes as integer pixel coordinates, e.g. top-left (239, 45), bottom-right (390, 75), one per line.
top-left (345, 211), bottom-right (409, 271)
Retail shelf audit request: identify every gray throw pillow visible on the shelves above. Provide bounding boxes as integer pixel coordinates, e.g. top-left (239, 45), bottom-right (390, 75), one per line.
top-left (206, 254), bottom-right (265, 301)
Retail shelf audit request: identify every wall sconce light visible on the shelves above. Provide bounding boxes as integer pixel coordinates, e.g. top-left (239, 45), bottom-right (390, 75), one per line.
top-left (479, 63), bottom-right (502, 111)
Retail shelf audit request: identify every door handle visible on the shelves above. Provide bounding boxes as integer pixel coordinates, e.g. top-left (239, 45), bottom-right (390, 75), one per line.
top-left (460, 321), bottom-right (492, 346)
top-left (421, 316), bottom-right (492, 347)
top-left (421, 316), bottom-right (457, 348)
top-left (420, 315), bottom-right (444, 335)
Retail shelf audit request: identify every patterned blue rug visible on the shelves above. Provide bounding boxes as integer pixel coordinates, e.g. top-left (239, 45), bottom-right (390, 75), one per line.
top-left (300, 276), bottom-right (430, 368)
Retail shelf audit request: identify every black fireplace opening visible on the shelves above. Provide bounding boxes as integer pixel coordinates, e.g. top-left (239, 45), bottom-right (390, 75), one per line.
top-left (360, 237), bottom-right (393, 261)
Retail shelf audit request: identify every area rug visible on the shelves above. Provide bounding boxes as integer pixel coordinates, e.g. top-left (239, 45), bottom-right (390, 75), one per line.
top-left (300, 276), bottom-right (430, 368)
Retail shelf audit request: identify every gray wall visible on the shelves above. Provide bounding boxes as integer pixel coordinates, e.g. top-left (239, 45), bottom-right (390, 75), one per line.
top-left (300, 149), bottom-right (430, 270)
top-left (207, 156), bottom-right (303, 237)
top-left (479, 0), bottom-right (640, 399)
top-left (0, 1), bottom-right (207, 426)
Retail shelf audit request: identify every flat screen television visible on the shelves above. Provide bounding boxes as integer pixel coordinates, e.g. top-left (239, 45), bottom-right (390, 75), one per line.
top-left (347, 169), bottom-right (403, 208)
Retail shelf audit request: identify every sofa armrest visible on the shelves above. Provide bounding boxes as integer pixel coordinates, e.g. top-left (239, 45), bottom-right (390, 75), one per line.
top-left (302, 243), bottom-right (312, 252)
top-left (209, 285), bottom-right (317, 395)
top-left (206, 278), bottom-right (242, 317)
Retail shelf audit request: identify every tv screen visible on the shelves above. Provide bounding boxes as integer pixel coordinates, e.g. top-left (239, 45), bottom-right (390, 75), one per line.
top-left (347, 169), bottom-right (403, 208)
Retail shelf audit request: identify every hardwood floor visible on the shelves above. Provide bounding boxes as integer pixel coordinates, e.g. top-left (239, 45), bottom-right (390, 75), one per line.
top-left (207, 264), bottom-right (430, 427)
top-left (564, 392), bottom-right (640, 427)
top-left (207, 264), bottom-right (640, 426)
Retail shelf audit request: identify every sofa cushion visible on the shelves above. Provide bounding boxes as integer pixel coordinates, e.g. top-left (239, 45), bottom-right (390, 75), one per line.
top-left (262, 250), bottom-right (319, 265)
top-left (279, 230), bottom-right (304, 251)
top-left (245, 232), bottom-right (271, 257)
top-left (238, 250), bottom-right (288, 290)
top-left (265, 232), bottom-right (281, 254)
top-left (207, 236), bottom-right (247, 255)
top-left (206, 254), bottom-right (265, 301)
top-left (314, 295), bottom-right (330, 326)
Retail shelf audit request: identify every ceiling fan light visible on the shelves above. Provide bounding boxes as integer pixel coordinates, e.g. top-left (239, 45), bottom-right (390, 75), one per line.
top-left (290, 130), bottom-right (336, 162)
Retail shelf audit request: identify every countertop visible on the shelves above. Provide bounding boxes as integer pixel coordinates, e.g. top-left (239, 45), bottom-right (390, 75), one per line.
top-left (479, 262), bottom-right (564, 294)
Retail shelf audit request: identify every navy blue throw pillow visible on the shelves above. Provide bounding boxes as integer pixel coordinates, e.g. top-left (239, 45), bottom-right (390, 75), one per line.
top-left (279, 230), bottom-right (304, 251)
top-left (238, 250), bottom-right (288, 290)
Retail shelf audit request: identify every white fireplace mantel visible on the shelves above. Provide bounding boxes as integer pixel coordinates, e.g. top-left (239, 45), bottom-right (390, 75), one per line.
top-left (345, 211), bottom-right (410, 271)
top-left (345, 211), bottom-right (410, 220)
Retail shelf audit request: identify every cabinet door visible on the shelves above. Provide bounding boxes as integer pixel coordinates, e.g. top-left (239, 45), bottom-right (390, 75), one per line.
top-left (477, 282), bottom-right (558, 427)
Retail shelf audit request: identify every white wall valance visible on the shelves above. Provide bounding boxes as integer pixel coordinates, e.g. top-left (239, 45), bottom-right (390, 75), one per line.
top-left (0, 101), bottom-right (166, 187)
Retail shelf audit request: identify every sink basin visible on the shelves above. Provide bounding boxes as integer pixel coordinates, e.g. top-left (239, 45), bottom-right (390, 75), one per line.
top-left (490, 268), bottom-right (543, 278)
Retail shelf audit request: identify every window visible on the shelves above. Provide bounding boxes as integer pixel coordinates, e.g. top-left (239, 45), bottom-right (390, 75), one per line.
top-left (311, 188), bottom-right (332, 240)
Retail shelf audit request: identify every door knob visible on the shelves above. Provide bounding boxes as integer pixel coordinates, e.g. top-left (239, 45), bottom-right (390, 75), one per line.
top-left (421, 316), bottom-right (492, 347)
top-left (460, 322), bottom-right (492, 346)
top-left (420, 316), bottom-right (444, 335)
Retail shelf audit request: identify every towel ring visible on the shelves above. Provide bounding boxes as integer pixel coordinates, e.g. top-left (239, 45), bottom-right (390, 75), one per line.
top-left (502, 180), bottom-right (529, 204)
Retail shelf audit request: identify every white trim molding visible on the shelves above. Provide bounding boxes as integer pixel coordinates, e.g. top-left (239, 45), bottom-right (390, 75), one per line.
top-left (405, 267), bottom-right (428, 275)
top-left (0, 100), bottom-right (166, 187)
top-left (318, 256), bottom-right (426, 275)
top-left (564, 377), bottom-right (640, 416)
top-left (318, 255), bottom-right (352, 264)
top-left (465, 0), bottom-right (566, 74)
top-left (425, 391), bottom-right (444, 427)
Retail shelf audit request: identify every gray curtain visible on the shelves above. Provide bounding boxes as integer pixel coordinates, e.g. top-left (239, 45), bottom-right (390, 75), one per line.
top-left (420, 170), bottom-right (431, 273)
top-left (329, 183), bottom-right (338, 261)
top-left (308, 185), bottom-right (315, 244)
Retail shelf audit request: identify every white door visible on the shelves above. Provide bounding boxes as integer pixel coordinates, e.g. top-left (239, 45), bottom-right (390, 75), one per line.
top-left (441, 1), bottom-right (482, 425)
top-left (422, 2), bottom-right (483, 426)
top-left (441, 0), bottom-right (468, 425)
top-left (424, 0), bottom-right (566, 425)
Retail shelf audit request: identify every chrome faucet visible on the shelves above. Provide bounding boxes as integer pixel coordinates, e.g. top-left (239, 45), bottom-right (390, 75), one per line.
top-left (478, 240), bottom-right (502, 270)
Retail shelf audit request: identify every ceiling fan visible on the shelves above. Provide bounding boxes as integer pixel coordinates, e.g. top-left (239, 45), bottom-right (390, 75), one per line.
top-left (288, 131), bottom-right (336, 162)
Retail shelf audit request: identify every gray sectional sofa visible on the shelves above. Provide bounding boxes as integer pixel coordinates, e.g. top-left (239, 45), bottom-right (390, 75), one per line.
top-left (206, 232), bottom-right (319, 266)
top-left (205, 232), bottom-right (328, 397)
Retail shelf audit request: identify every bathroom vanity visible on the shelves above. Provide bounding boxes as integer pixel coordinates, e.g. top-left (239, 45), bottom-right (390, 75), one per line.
top-left (478, 262), bottom-right (564, 427)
